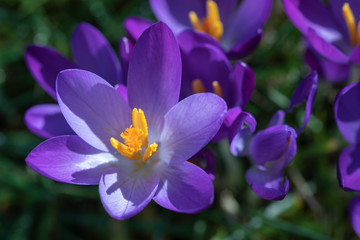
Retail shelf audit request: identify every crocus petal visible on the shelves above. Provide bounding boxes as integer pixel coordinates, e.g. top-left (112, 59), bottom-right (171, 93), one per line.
top-left (282, 0), bottom-right (343, 42)
top-left (118, 37), bottom-right (134, 84)
top-left (268, 110), bottom-right (285, 127)
top-left (160, 93), bottom-right (227, 166)
top-left (177, 30), bottom-right (222, 55)
top-left (127, 22), bottom-right (181, 136)
top-left (188, 148), bottom-right (217, 180)
top-left (154, 161), bottom-right (214, 213)
top-left (307, 28), bottom-right (349, 63)
top-left (26, 135), bottom-right (118, 185)
top-left (349, 195), bottom-right (360, 237)
top-left (150, 0), bottom-right (205, 34)
top-left (115, 84), bottom-right (128, 103)
top-left (350, 44), bottom-right (360, 65)
top-left (231, 61), bottom-right (255, 108)
top-left (212, 106), bottom-right (242, 142)
top-left (99, 168), bottom-right (160, 220)
top-left (223, 0), bottom-right (272, 49)
top-left (337, 145), bottom-right (360, 191)
top-left (250, 125), bottom-right (297, 170)
top-left (229, 111), bottom-right (257, 156)
top-left (287, 71), bottom-right (318, 135)
top-left (246, 166), bottom-right (289, 201)
top-left (304, 47), bottom-right (350, 83)
top-left (123, 17), bottom-right (154, 42)
top-left (56, 69), bottom-right (132, 152)
top-left (25, 104), bottom-right (74, 139)
top-left (25, 45), bottom-right (76, 99)
top-left (226, 29), bottom-right (262, 59)
top-left (334, 82), bottom-right (360, 144)
top-left (71, 22), bottom-right (122, 86)
top-left (180, 44), bottom-right (232, 102)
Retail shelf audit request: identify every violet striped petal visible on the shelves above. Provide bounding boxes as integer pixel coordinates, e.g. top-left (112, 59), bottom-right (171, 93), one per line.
top-left (71, 22), bottom-right (122, 86)
top-left (153, 161), bottom-right (214, 213)
top-left (337, 145), bottom-right (360, 191)
top-left (25, 104), bottom-right (74, 139)
top-left (26, 135), bottom-right (117, 185)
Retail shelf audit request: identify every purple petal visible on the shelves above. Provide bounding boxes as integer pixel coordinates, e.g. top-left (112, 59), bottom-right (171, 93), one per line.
top-left (26, 135), bottom-right (117, 185)
top-left (282, 0), bottom-right (343, 43)
top-left (307, 28), bottom-right (349, 63)
top-left (250, 125), bottom-right (297, 170)
top-left (123, 17), bottom-right (154, 42)
top-left (212, 106), bottom-right (242, 142)
top-left (99, 168), bottom-right (160, 220)
top-left (223, 0), bottom-right (272, 50)
top-left (231, 61), bottom-right (255, 108)
top-left (127, 22), bottom-right (181, 136)
top-left (153, 161), bottom-right (214, 213)
top-left (71, 22), bottom-right (121, 86)
top-left (25, 104), bottom-right (74, 139)
top-left (177, 30), bottom-right (223, 55)
top-left (337, 145), bottom-right (360, 191)
top-left (150, 0), bottom-right (205, 34)
top-left (287, 71), bottom-right (318, 135)
top-left (349, 195), bottom-right (360, 237)
top-left (229, 111), bottom-right (257, 156)
top-left (246, 166), bottom-right (289, 201)
top-left (160, 93), bottom-right (227, 166)
top-left (56, 69), bottom-right (132, 152)
top-left (25, 45), bottom-right (76, 99)
top-left (304, 46), bottom-right (350, 83)
top-left (115, 84), bottom-right (128, 103)
top-left (188, 148), bottom-right (217, 180)
top-left (334, 82), bottom-right (360, 144)
top-left (118, 37), bottom-right (134, 84)
top-left (350, 44), bottom-right (360, 65)
top-left (226, 28), bottom-right (262, 60)
top-left (180, 44), bottom-right (232, 102)
top-left (268, 110), bottom-right (285, 127)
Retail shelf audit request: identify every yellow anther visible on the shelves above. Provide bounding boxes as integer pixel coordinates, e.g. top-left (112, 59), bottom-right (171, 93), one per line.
top-left (132, 108), bottom-right (148, 147)
top-left (142, 143), bottom-right (158, 162)
top-left (343, 2), bottom-right (360, 46)
top-left (212, 81), bottom-right (223, 98)
top-left (110, 108), bottom-right (158, 164)
top-left (192, 79), bottom-right (207, 94)
top-left (188, 0), bottom-right (223, 40)
top-left (110, 137), bottom-right (141, 160)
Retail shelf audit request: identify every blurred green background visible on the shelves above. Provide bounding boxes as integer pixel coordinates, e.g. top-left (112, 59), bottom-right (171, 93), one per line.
top-left (0, 0), bottom-right (356, 239)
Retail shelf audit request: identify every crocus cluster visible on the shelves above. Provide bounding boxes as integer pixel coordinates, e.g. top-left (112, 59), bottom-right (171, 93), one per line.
top-left (334, 82), bottom-right (360, 237)
top-left (23, 0), bottom-right (321, 223)
top-left (282, 0), bottom-right (360, 83)
top-left (124, 0), bottom-right (273, 59)
top-left (230, 71), bottom-right (318, 200)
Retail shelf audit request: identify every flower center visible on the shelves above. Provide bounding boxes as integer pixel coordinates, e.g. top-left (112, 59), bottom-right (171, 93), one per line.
top-left (192, 78), bottom-right (223, 98)
top-left (188, 0), bottom-right (223, 41)
top-left (343, 2), bottom-right (360, 47)
top-left (110, 108), bottom-right (158, 163)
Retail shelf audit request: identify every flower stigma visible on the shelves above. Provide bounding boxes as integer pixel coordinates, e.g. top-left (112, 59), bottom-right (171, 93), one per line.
top-left (343, 2), bottom-right (360, 47)
top-left (111, 108), bottom-right (158, 163)
top-left (189, 0), bottom-right (224, 40)
top-left (192, 78), bottom-right (223, 98)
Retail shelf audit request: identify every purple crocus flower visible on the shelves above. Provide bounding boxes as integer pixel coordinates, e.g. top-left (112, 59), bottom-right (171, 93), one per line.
top-left (25, 23), bottom-right (227, 219)
top-left (25, 22), bottom-right (126, 138)
top-left (124, 0), bottom-right (273, 59)
top-left (282, 0), bottom-right (360, 82)
top-left (180, 42), bottom-right (255, 142)
top-left (232, 71), bottom-right (318, 200)
top-left (334, 81), bottom-right (360, 237)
